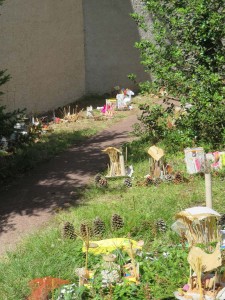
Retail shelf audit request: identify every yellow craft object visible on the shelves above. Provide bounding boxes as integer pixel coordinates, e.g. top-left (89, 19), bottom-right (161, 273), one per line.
top-left (82, 238), bottom-right (143, 255)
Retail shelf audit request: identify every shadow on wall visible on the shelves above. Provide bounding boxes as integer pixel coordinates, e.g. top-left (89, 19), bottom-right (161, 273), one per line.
top-left (83, 0), bottom-right (151, 94)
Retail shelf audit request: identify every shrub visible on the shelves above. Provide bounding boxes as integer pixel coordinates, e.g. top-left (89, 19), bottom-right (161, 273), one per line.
top-left (131, 0), bottom-right (225, 149)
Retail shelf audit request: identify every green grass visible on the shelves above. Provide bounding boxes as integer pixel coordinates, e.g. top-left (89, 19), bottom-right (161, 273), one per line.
top-left (1, 139), bottom-right (225, 299)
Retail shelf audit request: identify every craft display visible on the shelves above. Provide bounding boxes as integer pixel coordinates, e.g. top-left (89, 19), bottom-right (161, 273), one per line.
top-left (82, 238), bottom-right (143, 255)
top-left (86, 105), bottom-right (94, 118)
top-left (28, 277), bottom-right (69, 300)
top-left (116, 88), bottom-right (134, 109)
top-left (173, 206), bottom-right (225, 300)
top-left (185, 148), bottom-right (225, 174)
top-left (101, 99), bottom-right (116, 117)
top-left (102, 147), bottom-right (126, 177)
top-left (184, 148), bottom-right (205, 174)
top-left (206, 151), bottom-right (225, 170)
top-left (148, 145), bottom-right (165, 178)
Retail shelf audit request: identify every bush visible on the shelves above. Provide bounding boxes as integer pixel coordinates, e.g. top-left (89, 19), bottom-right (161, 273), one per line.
top-left (131, 0), bottom-right (225, 149)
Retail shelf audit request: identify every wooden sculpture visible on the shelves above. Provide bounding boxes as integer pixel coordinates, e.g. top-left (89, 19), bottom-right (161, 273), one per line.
top-left (174, 207), bottom-right (223, 300)
top-left (148, 146), bottom-right (165, 178)
top-left (102, 147), bottom-right (126, 177)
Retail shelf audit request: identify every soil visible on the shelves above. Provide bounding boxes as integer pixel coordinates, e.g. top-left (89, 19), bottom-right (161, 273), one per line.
top-left (0, 113), bottom-right (138, 256)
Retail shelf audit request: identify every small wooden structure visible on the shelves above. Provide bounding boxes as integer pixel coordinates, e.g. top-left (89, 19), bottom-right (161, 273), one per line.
top-left (148, 146), bottom-right (165, 178)
top-left (175, 206), bottom-right (221, 247)
top-left (102, 147), bottom-right (126, 177)
top-left (174, 207), bottom-right (223, 300)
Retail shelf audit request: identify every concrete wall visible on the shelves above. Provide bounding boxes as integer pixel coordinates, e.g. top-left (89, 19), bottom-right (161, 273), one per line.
top-left (83, 0), bottom-right (149, 95)
top-left (0, 0), bottom-right (150, 113)
top-left (0, 0), bottom-right (85, 112)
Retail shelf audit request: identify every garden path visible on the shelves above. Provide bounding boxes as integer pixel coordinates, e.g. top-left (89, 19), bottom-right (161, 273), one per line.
top-left (0, 113), bottom-right (138, 256)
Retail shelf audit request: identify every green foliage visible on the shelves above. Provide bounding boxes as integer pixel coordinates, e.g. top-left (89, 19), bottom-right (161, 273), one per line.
top-left (0, 69), bottom-right (10, 96)
top-left (136, 104), bottom-right (169, 143)
top-left (132, 0), bottom-right (225, 148)
top-left (0, 2), bottom-right (16, 139)
top-left (0, 106), bottom-right (25, 137)
top-left (130, 12), bottom-right (148, 31)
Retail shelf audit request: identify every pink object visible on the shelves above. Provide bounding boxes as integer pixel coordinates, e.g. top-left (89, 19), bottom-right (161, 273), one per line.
top-left (194, 158), bottom-right (201, 172)
top-left (54, 117), bottom-right (61, 124)
top-left (101, 104), bottom-right (112, 114)
top-left (101, 105), bottom-right (106, 114)
top-left (182, 284), bottom-right (190, 292)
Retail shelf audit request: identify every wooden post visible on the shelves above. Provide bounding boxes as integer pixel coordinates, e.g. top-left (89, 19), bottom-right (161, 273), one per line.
top-left (125, 146), bottom-right (128, 163)
top-left (205, 159), bottom-right (212, 208)
top-left (205, 173), bottom-right (212, 208)
top-left (119, 154), bottom-right (126, 176)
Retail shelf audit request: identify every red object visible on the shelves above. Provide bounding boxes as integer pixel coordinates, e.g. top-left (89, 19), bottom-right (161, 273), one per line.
top-left (28, 277), bottom-right (69, 300)
top-left (54, 117), bottom-right (61, 124)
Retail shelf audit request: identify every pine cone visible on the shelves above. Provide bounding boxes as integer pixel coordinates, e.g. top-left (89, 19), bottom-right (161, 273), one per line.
top-left (153, 178), bottom-right (162, 186)
top-left (164, 174), bottom-right (174, 182)
top-left (145, 176), bottom-right (153, 186)
top-left (173, 172), bottom-right (183, 184)
top-left (124, 178), bottom-right (132, 188)
top-left (155, 219), bottom-right (167, 233)
top-left (136, 180), bottom-right (147, 187)
top-left (62, 221), bottom-right (77, 240)
top-left (219, 214), bottom-right (225, 228)
top-left (93, 217), bottom-right (106, 236)
top-left (80, 222), bottom-right (93, 239)
top-left (94, 173), bottom-right (102, 184)
top-left (111, 214), bottom-right (124, 231)
top-left (98, 177), bottom-right (108, 188)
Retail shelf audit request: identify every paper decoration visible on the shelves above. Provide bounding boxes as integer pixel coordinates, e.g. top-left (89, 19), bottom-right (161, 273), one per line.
top-left (184, 148), bottom-right (205, 174)
top-left (148, 146), bottom-right (164, 161)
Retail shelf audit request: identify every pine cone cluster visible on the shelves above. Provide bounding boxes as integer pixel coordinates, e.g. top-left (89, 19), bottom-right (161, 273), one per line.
top-left (111, 214), bottom-right (124, 231)
top-left (155, 219), bottom-right (167, 233)
top-left (93, 217), bottom-right (106, 236)
top-left (62, 221), bottom-right (77, 240)
top-left (124, 178), bottom-right (132, 188)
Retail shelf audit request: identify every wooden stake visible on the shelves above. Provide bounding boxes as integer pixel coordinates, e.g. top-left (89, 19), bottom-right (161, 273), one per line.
top-left (125, 146), bottom-right (128, 163)
top-left (205, 173), bottom-right (212, 208)
top-left (119, 154), bottom-right (126, 176)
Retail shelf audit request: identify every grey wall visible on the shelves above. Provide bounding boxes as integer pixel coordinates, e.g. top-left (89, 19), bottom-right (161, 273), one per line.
top-left (0, 0), bottom-right (150, 113)
top-left (83, 0), bottom-right (149, 95)
top-left (0, 0), bottom-right (85, 112)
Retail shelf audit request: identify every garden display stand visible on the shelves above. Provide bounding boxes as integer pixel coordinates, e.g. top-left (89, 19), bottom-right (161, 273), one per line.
top-left (173, 207), bottom-right (225, 300)
top-left (102, 147), bottom-right (126, 177)
top-left (148, 145), bottom-right (165, 178)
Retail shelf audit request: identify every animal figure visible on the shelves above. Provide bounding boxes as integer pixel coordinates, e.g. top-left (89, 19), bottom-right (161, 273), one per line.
top-left (188, 242), bottom-right (222, 274)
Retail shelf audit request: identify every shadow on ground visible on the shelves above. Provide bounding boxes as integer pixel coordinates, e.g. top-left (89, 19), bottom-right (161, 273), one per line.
top-left (0, 115), bottom-right (137, 238)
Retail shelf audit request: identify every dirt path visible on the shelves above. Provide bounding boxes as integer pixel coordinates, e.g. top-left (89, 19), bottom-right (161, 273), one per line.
top-left (0, 113), bottom-right (138, 256)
